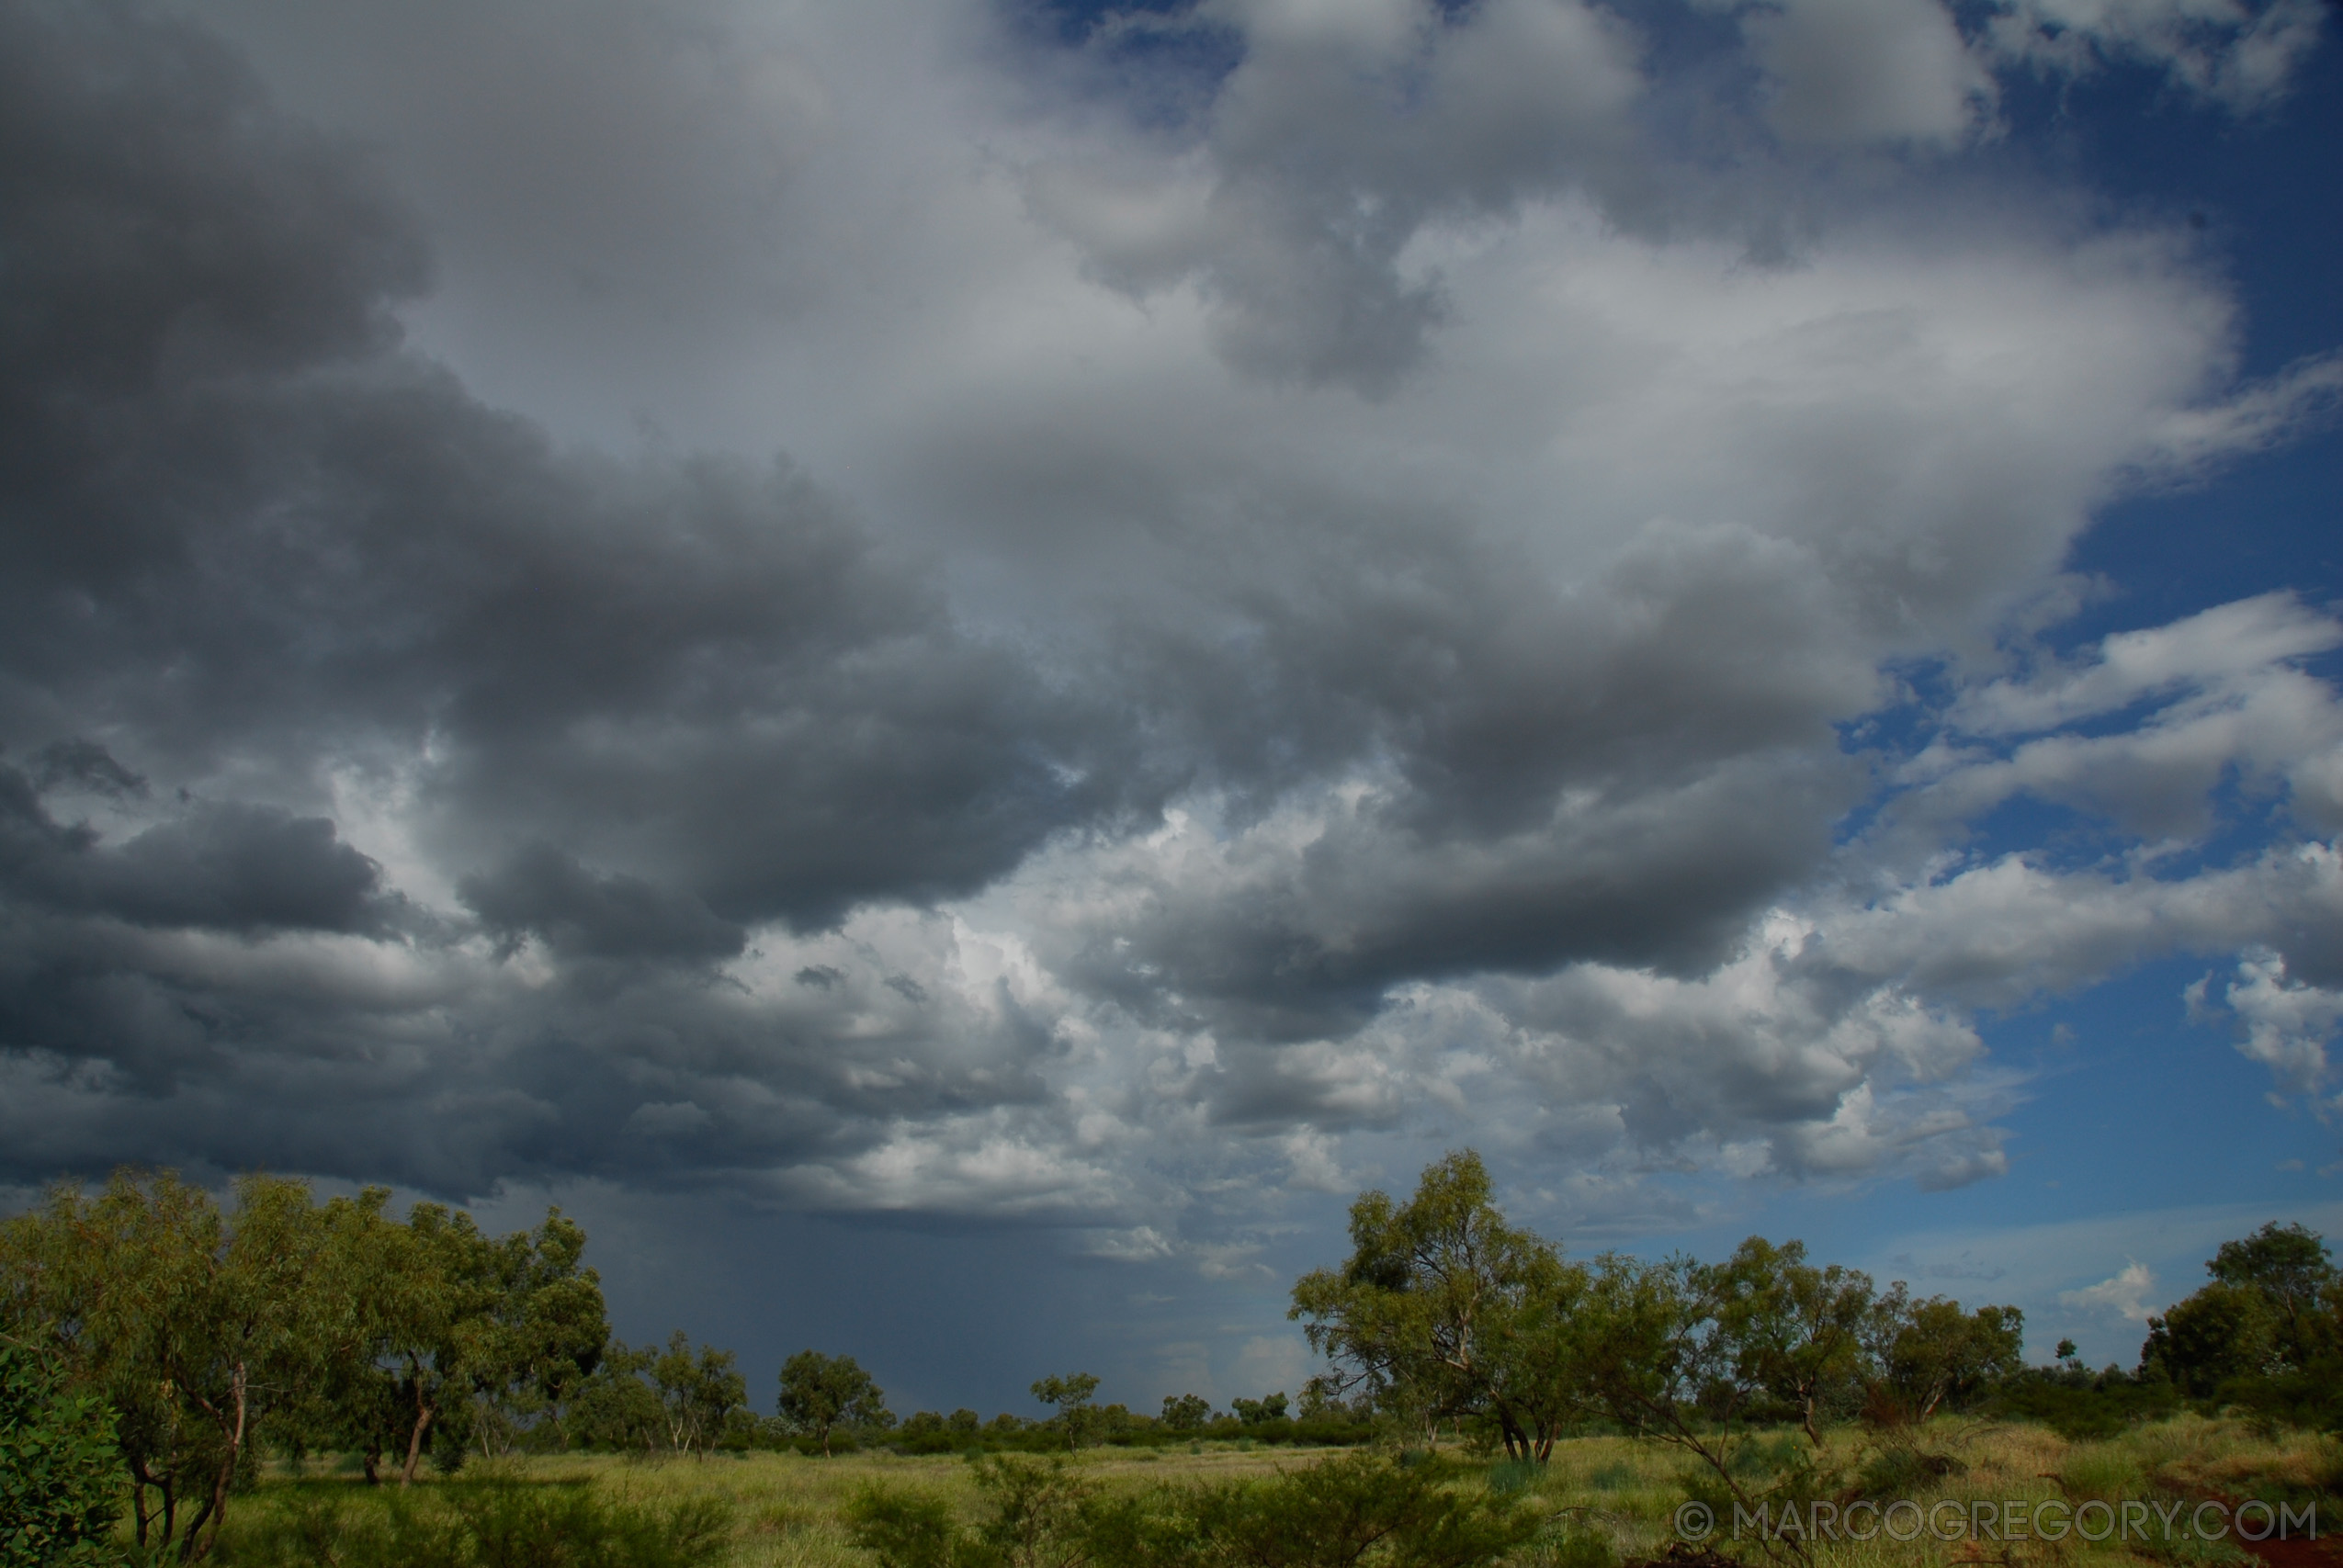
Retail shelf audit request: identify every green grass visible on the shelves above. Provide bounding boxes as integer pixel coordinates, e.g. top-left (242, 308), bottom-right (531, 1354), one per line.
top-left (193, 1419), bottom-right (2342, 1568)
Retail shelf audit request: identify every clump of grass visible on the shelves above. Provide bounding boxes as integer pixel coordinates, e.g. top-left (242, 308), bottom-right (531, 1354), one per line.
top-left (1851, 1445), bottom-right (1964, 1501)
top-left (1584, 1462), bottom-right (1637, 1493)
top-left (1488, 1458), bottom-right (1540, 1496)
top-left (2059, 1440), bottom-right (2146, 1502)
top-left (1728, 1433), bottom-right (1806, 1483)
top-left (1524, 1517), bottom-right (1618, 1568)
top-left (211, 1475), bottom-right (733, 1568)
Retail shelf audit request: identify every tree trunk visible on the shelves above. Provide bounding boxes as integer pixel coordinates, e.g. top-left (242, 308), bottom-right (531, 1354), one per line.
top-left (131, 1461), bottom-right (155, 1549)
top-left (402, 1382), bottom-right (437, 1487)
top-left (185, 1359), bottom-right (249, 1563)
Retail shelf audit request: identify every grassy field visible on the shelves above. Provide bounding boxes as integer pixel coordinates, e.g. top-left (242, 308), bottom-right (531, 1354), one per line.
top-left (204, 1418), bottom-right (2343, 1568)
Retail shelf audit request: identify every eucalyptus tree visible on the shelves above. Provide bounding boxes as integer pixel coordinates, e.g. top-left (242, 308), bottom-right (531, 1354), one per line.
top-left (778, 1349), bottom-right (890, 1456)
top-left (1288, 1150), bottom-right (1579, 1461)
top-left (651, 1331), bottom-right (746, 1457)
top-left (2143, 1222), bottom-right (2338, 1406)
top-left (368, 1201), bottom-right (608, 1482)
top-left (1697, 1236), bottom-right (1879, 1447)
top-left (1869, 1289), bottom-right (2024, 1423)
top-left (1029, 1371), bottom-right (1101, 1451)
top-left (0, 1170), bottom-right (334, 1562)
top-left (1160, 1393), bottom-right (1213, 1430)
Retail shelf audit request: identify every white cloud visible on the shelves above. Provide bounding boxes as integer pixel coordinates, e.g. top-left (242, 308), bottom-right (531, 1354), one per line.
top-left (9, 0), bottom-right (2338, 1247)
top-left (2060, 1259), bottom-right (2159, 1321)
top-left (1981, 0), bottom-right (2329, 112)
top-left (2222, 952), bottom-right (2343, 1104)
top-left (1230, 1333), bottom-right (1316, 1400)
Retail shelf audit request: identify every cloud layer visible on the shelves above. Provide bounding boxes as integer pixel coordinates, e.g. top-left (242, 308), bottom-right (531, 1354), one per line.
top-left (1, 0), bottom-right (2337, 1282)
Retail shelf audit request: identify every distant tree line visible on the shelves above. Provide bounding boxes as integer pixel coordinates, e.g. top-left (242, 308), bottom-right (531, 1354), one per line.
top-left (1294, 1153), bottom-right (2343, 1470)
top-left (0, 1170), bottom-right (1348, 1562)
top-left (1992, 1219), bottom-right (2343, 1437)
top-left (8, 1156), bottom-right (2337, 1564)
top-left (1291, 1152), bottom-right (2026, 1471)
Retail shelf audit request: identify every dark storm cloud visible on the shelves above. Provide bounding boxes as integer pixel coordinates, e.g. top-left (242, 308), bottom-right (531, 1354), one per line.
top-left (1017, 506), bottom-right (1875, 1046)
top-left (0, 0), bottom-right (1118, 1189)
top-left (0, 0), bottom-right (1115, 926)
top-left (462, 846), bottom-right (744, 964)
top-left (1, 757), bottom-right (390, 934)
top-left (0, 0), bottom-right (1926, 1193)
top-left (8, 0), bottom-right (2318, 1224)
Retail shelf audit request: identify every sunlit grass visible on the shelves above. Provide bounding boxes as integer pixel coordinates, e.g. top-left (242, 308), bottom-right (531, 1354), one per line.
top-left (217, 1419), bottom-right (2340, 1568)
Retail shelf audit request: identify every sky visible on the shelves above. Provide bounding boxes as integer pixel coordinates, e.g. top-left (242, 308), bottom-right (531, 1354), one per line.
top-left (3, 0), bottom-right (2341, 1419)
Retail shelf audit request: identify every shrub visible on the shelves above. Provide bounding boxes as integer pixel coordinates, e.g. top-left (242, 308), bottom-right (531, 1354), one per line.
top-left (0, 1335), bottom-right (124, 1568)
top-left (846, 1449), bottom-right (1538, 1568)
top-left (212, 1479), bottom-right (732, 1568)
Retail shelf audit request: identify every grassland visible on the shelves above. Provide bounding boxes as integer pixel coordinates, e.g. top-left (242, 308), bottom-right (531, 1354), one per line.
top-left (205, 1418), bottom-right (2343, 1568)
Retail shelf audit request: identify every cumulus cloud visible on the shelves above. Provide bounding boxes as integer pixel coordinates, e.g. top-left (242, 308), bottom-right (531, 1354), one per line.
top-left (2216, 951), bottom-right (2343, 1107)
top-left (0, 0), bottom-right (2337, 1271)
top-left (2060, 1259), bottom-right (2159, 1321)
top-left (1025, 0), bottom-right (1651, 391)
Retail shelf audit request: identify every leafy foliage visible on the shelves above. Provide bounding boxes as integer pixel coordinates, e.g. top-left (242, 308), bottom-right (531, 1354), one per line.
top-left (0, 1171), bottom-right (351, 1560)
top-left (0, 1333), bottom-right (124, 1568)
top-left (847, 1450), bottom-right (1539, 1568)
top-left (1029, 1374), bottom-right (1103, 1451)
top-left (2140, 1221), bottom-right (2343, 1427)
top-left (780, 1350), bottom-right (892, 1456)
top-left (211, 1475), bottom-right (732, 1568)
top-left (1159, 1395), bottom-right (1213, 1432)
top-left (649, 1333), bottom-right (747, 1458)
top-left (1289, 1152), bottom-right (1581, 1462)
top-left (1869, 1290), bottom-right (2024, 1425)
top-left (0, 1168), bottom-right (611, 1559)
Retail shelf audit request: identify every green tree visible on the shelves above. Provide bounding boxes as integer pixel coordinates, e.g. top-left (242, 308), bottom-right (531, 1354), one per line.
top-left (1698, 1236), bottom-right (1878, 1446)
top-left (1871, 1291), bottom-right (2023, 1423)
top-left (1160, 1393), bottom-right (1213, 1431)
top-left (2142, 1223), bottom-right (2338, 1401)
top-left (1230, 1393), bottom-right (1288, 1426)
top-left (651, 1332), bottom-right (746, 1457)
top-left (566, 1340), bottom-right (667, 1452)
top-left (1556, 1253), bottom-right (1826, 1566)
top-left (1029, 1373), bottom-right (1101, 1451)
top-left (1288, 1150), bottom-right (1579, 1461)
top-left (0, 1333), bottom-right (123, 1568)
top-left (345, 1201), bottom-right (608, 1482)
top-left (2209, 1222), bottom-right (2336, 1353)
top-left (0, 1169), bottom-right (340, 1562)
top-left (2144, 1282), bottom-right (2281, 1395)
top-left (471, 1209), bottom-right (608, 1456)
top-left (778, 1350), bottom-right (890, 1456)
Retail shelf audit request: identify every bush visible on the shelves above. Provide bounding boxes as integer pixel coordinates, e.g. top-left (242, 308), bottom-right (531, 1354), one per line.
top-left (212, 1478), bottom-right (733, 1568)
top-left (1851, 1445), bottom-right (1964, 1500)
top-left (1988, 1369), bottom-right (2181, 1439)
top-left (0, 1335), bottom-right (124, 1568)
top-left (843, 1486), bottom-right (964, 1568)
top-left (847, 1449), bottom-right (1539, 1568)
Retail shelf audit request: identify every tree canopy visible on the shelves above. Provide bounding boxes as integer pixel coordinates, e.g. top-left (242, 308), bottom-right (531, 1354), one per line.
top-left (778, 1349), bottom-right (890, 1456)
top-left (0, 1169), bottom-right (609, 1560)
